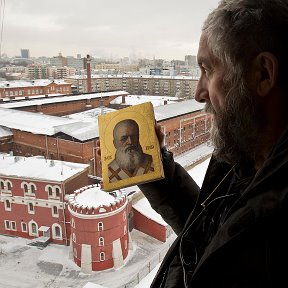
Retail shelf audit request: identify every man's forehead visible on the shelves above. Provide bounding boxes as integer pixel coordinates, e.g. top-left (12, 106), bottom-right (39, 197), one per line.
top-left (197, 33), bottom-right (221, 66)
top-left (116, 123), bottom-right (137, 133)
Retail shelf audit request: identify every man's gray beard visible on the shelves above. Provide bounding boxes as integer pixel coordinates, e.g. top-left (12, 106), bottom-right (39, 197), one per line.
top-left (115, 145), bottom-right (143, 172)
top-left (205, 83), bottom-right (264, 165)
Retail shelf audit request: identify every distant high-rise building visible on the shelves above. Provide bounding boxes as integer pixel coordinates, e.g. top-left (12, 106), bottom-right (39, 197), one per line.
top-left (21, 49), bottom-right (30, 59)
top-left (185, 55), bottom-right (197, 67)
top-left (50, 53), bottom-right (68, 67)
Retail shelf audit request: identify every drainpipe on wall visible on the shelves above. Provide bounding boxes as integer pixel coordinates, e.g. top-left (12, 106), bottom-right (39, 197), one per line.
top-left (61, 181), bottom-right (68, 246)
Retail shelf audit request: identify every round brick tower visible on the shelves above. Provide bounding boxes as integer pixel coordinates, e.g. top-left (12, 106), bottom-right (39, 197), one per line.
top-left (67, 184), bottom-right (129, 273)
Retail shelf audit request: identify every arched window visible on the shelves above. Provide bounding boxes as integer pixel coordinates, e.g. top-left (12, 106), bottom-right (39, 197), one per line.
top-left (0, 181), bottom-right (4, 190)
top-left (31, 184), bottom-right (36, 194)
top-left (98, 222), bottom-right (104, 231)
top-left (7, 181), bottom-right (12, 191)
top-left (100, 252), bottom-right (105, 262)
top-left (55, 187), bottom-right (60, 197)
top-left (52, 224), bottom-right (62, 240)
top-left (31, 223), bottom-right (37, 234)
top-left (47, 186), bottom-right (53, 196)
top-left (99, 237), bottom-right (104, 246)
top-left (55, 226), bottom-right (60, 237)
top-left (24, 183), bottom-right (28, 193)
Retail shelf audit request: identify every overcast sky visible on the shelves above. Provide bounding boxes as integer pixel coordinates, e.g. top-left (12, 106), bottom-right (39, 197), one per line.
top-left (1, 0), bottom-right (220, 60)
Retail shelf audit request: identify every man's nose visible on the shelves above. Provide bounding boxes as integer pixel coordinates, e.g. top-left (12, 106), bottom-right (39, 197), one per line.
top-left (126, 136), bottom-right (132, 144)
top-left (195, 81), bottom-right (209, 103)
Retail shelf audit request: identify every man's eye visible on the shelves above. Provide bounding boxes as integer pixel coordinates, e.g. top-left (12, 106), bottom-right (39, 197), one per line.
top-left (202, 67), bottom-right (210, 76)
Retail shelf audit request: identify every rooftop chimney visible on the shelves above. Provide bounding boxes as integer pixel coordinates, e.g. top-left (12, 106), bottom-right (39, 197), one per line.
top-left (86, 54), bottom-right (92, 93)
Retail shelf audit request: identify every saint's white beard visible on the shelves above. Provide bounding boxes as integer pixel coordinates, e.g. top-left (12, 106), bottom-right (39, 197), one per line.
top-left (115, 145), bottom-right (143, 172)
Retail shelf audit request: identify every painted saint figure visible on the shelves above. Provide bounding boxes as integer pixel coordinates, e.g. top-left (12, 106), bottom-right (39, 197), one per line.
top-left (108, 119), bottom-right (154, 182)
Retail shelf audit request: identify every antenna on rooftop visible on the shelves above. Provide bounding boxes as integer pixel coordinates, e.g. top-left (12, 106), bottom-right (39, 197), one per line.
top-left (100, 96), bottom-right (104, 115)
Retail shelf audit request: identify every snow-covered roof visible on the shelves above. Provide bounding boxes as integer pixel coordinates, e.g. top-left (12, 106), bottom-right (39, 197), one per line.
top-left (0, 153), bottom-right (89, 182)
top-left (0, 79), bottom-right (69, 88)
top-left (54, 121), bottom-right (99, 141)
top-left (133, 197), bottom-right (167, 226)
top-left (0, 107), bottom-right (80, 136)
top-left (110, 95), bottom-right (178, 107)
top-left (0, 125), bottom-right (13, 137)
top-left (67, 106), bottom-right (116, 122)
top-left (74, 186), bottom-right (118, 208)
top-left (69, 185), bottom-right (122, 208)
top-left (154, 99), bottom-right (204, 121)
top-left (0, 98), bottom-right (205, 142)
top-left (0, 91), bottom-right (129, 109)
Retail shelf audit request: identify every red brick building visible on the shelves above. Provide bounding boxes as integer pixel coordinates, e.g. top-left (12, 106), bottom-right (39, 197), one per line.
top-left (0, 154), bottom-right (89, 246)
top-left (67, 185), bottom-right (130, 272)
top-left (0, 79), bottom-right (72, 100)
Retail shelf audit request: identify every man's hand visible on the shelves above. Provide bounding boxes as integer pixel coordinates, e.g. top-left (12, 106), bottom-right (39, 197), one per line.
top-left (155, 122), bottom-right (165, 149)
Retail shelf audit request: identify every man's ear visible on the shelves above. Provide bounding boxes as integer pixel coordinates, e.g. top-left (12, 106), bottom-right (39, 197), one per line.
top-left (253, 52), bottom-right (278, 97)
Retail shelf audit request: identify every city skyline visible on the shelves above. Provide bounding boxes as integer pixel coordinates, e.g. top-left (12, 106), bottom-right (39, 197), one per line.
top-left (1, 0), bottom-right (219, 60)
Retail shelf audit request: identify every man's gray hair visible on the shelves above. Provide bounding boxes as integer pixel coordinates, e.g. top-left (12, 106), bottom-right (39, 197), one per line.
top-left (203, 0), bottom-right (288, 87)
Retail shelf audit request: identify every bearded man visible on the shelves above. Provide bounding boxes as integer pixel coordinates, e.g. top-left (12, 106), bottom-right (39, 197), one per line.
top-left (136, 0), bottom-right (288, 287)
top-left (108, 119), bottom-right (154, 183)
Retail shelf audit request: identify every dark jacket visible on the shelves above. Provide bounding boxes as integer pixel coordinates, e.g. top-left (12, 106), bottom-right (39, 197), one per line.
top-left (139, 129), bottom-right (288, 288)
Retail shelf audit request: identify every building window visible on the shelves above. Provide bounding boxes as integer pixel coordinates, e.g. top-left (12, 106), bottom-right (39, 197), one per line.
top-left (4, 220), bottom-right (10, 230)
top-left (21, 222), bottom-right (27, 232)
top-left (7, 181), bottom-right (12, 191)
top-left (0, 180), bottom-right (4, 190)
top-left (11, 221), bottom-right (16, 230)
top-left (99, 237), bottom-right (104, 246)
top-left (31, 184), bottom-right (36, 194)
top-left (28, 202), bottom-right (34, 214)
top-left (55, 187), bottom-right (60, 197)
top-left (45, 185), bottom-right (61, 198)
top-left (98, 222), bottom-right (104, 231)
top-left (72, 233), bottom-right (76, 242)
top-left (100, 252), bottom-right (105, 262)
top-left (52, 206), bottom-right (58, 217)
top-left (52, 224), bottom-right (62, 239)
top-left (28, 221), bottom-right (39, 237)
top-left (23, 183), bottom-right (28, 194)
top-left (4, 199), bottom-right (11, 211)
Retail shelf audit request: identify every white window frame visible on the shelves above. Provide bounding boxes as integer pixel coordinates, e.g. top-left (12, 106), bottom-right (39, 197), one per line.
top-left (100, 252), bottom-right (105, 262)
top-left (21, 222), bottom-right (27, 232)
